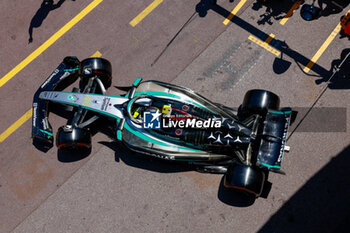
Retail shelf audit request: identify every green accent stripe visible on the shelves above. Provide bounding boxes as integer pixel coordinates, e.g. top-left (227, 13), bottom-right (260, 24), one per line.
top-left (133, 78), bottom-right (142, 86)
top-left (271, 110), bottom-right (292, 115)
top-left (261, 162), bottom-right (281, 169)
top-left (64, 68), bottom-right (79, 71)
top-left (133, 91), bottom-right (179, 98)
top-left (39, 129), bottom-right (53, 136)
top-left (116, 130), bottom-right (122, 140)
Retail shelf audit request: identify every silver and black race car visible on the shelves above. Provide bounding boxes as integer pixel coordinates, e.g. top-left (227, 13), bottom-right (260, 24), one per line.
top-left (32, 57), bottom-right (293, 197)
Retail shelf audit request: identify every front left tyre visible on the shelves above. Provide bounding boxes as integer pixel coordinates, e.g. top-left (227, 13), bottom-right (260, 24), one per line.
top-left (56, 125), bottom-right (91, 151)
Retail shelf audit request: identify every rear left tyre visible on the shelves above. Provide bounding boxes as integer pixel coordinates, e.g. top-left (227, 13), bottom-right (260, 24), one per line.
top-left (240, 89), bottom-right (280, 117)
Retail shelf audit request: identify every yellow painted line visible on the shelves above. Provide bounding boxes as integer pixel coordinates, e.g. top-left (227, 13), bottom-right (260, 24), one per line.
top-left (0, 0), bottom-right (103, 88)
top-left (223, 0), bottom-right (248, 25)
top-left (304, 10), bottom-right (350, 73)
top-left (280, 0), bottom-right (302, 26)
top-left (264, 33), bottom-right (275, 44)
top-left (0, 109), bottom-right (33, 143)
top-left (91, 51), bottom-right (102, 57)
top-left (129, 0), bottom-right (163, 27)
top-left (248, 34), bottom-right (281, 56)
top-left (0, 51), bottom-right (102, 143)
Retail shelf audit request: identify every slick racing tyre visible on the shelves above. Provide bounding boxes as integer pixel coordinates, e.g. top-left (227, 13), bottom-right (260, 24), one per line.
top-left (80, 58), bottom-right (112, 88)
top-left (56, 126), bottom-right (91, 151)
top-left (224, 164), bottom-right (265, 197)
top-left (240, 89), bottom-right (280, 117)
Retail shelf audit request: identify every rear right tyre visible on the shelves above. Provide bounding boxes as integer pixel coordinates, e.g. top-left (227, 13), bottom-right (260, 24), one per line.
top-left (224, 164), bottom-right (265, 197)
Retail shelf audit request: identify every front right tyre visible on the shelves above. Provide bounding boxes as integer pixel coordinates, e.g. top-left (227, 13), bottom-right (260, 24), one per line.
top-left (80, 58), bottom-right (112, 88)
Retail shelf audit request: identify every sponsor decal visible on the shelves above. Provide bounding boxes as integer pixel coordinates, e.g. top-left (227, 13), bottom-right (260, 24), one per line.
top-left (41, 69), bottom-right (59, 88)
top-left (175, 129), bottom-right (183, 136)
top-left (162, 116), bottom-right (221, 129)
top-left (278, 116), bottom-right (291, 163)
top-left (42, 117), bottom-right (49, 130)
top-left (67, 95), bottom-right (78, 102)
top-left (49, 92), bottom-right (56, 99)
top-left (143, 110), bottom-right (161, 129)
top-left (59, 71), bottom-right (71, 80)
top-left (83, 67), bottom-right (92, 75)
top-left (82, 95), bottom-right (92, 106)
top-left (33, 102), bottom-right (38, 127)
top-left (101, 97), bottom-right (111, 111)
top-left (182, 105), bottom-right (189, 112)
top-left (42, 92), bottom-right (57, 99)
top-left (142, 112), bottom-right (222, 129)
top-left (149, 153), bottom-right (175, 160)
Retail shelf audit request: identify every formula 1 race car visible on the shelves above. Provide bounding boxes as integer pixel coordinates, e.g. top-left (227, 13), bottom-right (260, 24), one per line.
top-left (32, 57), bottom-right (293, 197)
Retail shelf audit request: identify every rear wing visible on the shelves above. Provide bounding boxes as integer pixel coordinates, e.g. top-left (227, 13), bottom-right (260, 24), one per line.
top-left (256, 108), bottom-right (292, 172)
top-left (32, 57), bottom-right (80, 150)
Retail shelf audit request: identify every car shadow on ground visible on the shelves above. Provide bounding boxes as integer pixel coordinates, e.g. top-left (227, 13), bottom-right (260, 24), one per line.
top-left (99, 139), bottom-right (275, 207)
top-left (100, 140), bottom-right (272, 207)
top-left (258, 145), bottom-right (350, 232)
top-left (57, 148), bottom-right (91, 162)
top-left (99, 141), bottom-right (194, 173)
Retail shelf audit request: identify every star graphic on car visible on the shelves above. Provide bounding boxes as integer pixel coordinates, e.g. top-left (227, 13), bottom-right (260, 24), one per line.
top-left (151, 110), bottom-right (161, 122)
